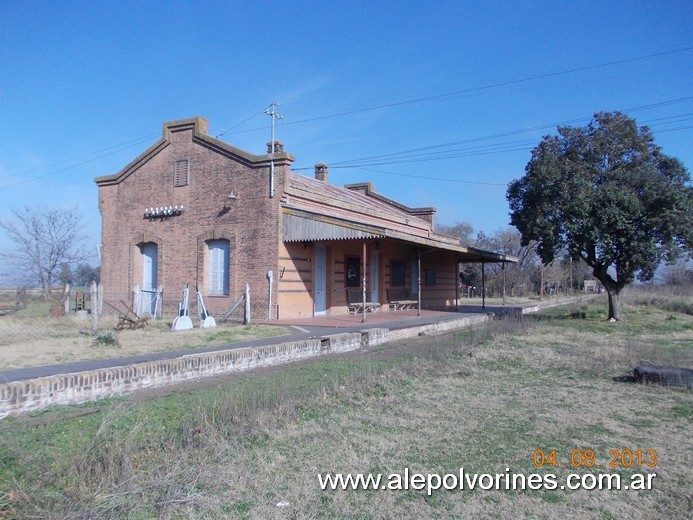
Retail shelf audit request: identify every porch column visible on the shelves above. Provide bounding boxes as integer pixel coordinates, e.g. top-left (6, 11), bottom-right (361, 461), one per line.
top-left (362, 240), bottom-right (367, 323)
top-left (417, 248), bottom-right (421, 316)
top-left (481, 262), bottom-right (486, 310)
top-left (455, 257), bottom-right (459, 312)
top-left (502, 261), bottom-right (506, 306)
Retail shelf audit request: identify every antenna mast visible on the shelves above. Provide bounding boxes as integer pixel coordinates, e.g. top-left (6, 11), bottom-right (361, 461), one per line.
top-left (264, 102), bottom-right (283, 198)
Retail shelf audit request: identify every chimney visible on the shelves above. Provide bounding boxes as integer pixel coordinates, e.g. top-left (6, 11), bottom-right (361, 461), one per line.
top-left (314, 162), bottom-right (329, 182)
top-left (266, 140), bottom-right (284, 154)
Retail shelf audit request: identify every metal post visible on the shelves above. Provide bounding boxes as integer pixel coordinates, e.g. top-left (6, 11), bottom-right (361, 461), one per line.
top-left (502, 261), bottom-right (506, 306)
top-left (481, 262), bottom-right (486, 310)
top-left (264, 102), bottom-right (283, 198)
top-left (362, 241), bottom-right (367, 323)
top-left (455, 258), bottom-right (459, 312)
top-left (417, 249), bottom-right (422, 316)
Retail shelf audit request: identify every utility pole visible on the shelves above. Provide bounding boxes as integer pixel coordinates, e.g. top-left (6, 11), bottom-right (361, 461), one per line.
top-left (264, 102), bottom-right (283, 198)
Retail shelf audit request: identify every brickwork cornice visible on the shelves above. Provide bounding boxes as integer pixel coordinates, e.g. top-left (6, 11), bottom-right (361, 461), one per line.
top-left (95, 116), bottom-right (295, 186)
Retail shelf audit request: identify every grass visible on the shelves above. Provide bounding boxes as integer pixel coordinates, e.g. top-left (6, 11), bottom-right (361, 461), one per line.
top-left (0, 307), bottom-right (288, 369)
top-left (0, 289), bottom-right (691, 518)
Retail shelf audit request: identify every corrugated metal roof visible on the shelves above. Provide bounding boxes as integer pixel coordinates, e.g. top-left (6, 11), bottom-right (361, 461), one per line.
top-left (283, 213), bottom-right (385, 242)
top-left (282, 173), bottom-right (518, 263)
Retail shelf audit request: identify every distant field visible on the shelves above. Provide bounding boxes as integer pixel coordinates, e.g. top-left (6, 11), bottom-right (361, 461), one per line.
top-left (0, 289), bottom-right (691, 518)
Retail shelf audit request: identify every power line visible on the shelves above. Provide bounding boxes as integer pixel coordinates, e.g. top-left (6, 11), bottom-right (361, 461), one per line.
top-left (0, 133), bottom-right (159, 182)
top-left (0, 135), bottom-right (159, 190)
top-left (292, 100), bottom-right (693, 172)
top-left (348, 167), bottom-right (507, 187)
top-left (215, 108), bottom-right (266, 138)
top-left (219, 46), bottom-right (693, 137)
top-left (4, 45), bottom-right (691, 190)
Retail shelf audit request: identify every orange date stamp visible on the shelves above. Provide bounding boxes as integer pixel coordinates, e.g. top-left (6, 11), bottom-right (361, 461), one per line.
top-left (532, 449), bottom-right (657, 469)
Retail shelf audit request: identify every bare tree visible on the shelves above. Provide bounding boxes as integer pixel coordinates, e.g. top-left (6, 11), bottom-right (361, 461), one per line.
top-left (437, 222), bottom-right (479, 288)
top-left (475, 228), bottom-right (538, 297)
top-left (436, 221), bottom-right (475, 245)
top-left (663, 259), bottom-right (693, 287)
top-left (0, 207), bottom-right (86, 297)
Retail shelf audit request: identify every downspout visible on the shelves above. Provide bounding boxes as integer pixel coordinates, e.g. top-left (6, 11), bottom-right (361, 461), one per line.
top-left (267, 270), bottom-right (274, 320)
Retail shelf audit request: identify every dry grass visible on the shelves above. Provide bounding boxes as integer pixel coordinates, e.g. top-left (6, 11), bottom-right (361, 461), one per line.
top-left (1, 292), bottom-right (691, 518)
top-left (0, 312), bottom-right (288, 369)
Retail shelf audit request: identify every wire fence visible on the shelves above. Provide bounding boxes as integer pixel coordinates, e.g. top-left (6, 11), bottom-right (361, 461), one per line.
top-left (0, 285), bottom-right (256, 364)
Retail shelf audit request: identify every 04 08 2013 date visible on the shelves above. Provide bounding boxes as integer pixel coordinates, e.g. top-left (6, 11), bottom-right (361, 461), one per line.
top-left (532, 449), bottom-right (657, 468)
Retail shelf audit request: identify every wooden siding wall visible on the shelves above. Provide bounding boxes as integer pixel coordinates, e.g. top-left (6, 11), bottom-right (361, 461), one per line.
top-left (277, 242), bottom-right (314, 319)
top-left (277, 239), bottom-right (459, 318)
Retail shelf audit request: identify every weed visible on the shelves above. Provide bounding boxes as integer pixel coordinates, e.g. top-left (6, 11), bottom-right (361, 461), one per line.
top-left (92, 330), bottom-right (120, 347)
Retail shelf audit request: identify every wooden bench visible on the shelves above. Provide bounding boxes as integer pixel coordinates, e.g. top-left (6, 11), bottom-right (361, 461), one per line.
top-left (387, 288), bottom-right (418, 310)
top-left (346, 289), bottom-right (380, 314)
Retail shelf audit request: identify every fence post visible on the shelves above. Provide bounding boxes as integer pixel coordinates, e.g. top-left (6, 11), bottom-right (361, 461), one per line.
top-left (97, 283), bottom-right (103, 314)
top-left (157, 286), bottom-right (163, 319)
top-left (90, 280), bottom-right (98, 334)
top-left (133, 285), bottom-right (140, 315)
top-left (63, 284), bottom-right (71, 314)
top-left (244, 283), bottom-right (251, 324)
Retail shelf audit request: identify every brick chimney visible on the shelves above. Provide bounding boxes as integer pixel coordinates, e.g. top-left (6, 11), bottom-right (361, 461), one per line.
top-left (266, 140), bottom-right (284, 154)
top-left (314, 163), bottom-right (329, 182)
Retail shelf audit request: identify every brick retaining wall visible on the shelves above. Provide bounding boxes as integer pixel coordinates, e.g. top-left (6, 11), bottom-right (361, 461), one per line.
top-left (0, 314), bottom-right (492, 418)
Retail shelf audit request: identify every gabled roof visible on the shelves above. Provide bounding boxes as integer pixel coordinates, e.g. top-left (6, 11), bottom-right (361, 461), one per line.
top-left (282, 173), bottom-right (517, 263)
top-left (95, 117), bottom-right (294, 186)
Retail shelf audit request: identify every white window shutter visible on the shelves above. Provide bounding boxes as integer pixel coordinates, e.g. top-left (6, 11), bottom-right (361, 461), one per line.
top-left (209, 240), bottom-right (229, 295)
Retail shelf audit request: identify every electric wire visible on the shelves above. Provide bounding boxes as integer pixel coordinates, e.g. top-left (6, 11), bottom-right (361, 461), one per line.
top-left (2, 47), bottom-right (691, 190)
top-left (218, 47), bottom-right (693, 137)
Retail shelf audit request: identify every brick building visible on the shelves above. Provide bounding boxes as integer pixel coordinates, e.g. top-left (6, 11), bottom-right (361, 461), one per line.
top-left (95, 116), bottom-right (511, 321)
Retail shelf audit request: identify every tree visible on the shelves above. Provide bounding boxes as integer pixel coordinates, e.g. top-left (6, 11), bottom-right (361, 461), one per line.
top-left (73, 263), bottom-right (100, 286)
top-left (436, 221), bottom-right (475, 245)
top-left (475, 228), bottom-right (537, 298)
top-left (663, 259), bottom-right (693, 287)
top-left (507, 112), bottom-right (693, 320)
top-left (56, 261), bottom-right (101, 287)
top-left (437, 221), bottom-right (480, 289)
top-left (0, 207), bottom-right (87, 297)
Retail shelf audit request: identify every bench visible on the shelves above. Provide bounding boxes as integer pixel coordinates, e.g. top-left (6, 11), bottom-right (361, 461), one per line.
top-left (387, 288), bottom-right (418, 310)
top-left (346, 289), bottom-right (380, 314)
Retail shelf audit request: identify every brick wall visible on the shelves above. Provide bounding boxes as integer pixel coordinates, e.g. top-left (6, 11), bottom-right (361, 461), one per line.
top-left (97, 118), bottom-right (293, 320)
top-left (0, 315), bottom-right (491, 418)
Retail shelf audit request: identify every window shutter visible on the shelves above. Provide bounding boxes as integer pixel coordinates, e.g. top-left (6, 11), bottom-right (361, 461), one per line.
top-left (209, 240), bottom-right (230, 295)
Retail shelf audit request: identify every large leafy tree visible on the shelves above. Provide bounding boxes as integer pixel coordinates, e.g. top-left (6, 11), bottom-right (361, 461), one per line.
top-left (507, 112), bottom-right (692, 320)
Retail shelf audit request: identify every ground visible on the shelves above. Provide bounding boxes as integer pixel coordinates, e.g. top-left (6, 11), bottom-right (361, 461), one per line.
top-left (0, 296), bottom-right (537, 370)
top-left (0, 312), bottom-right (288, 369)
top-left (0, 289), bottom-right (691, 518)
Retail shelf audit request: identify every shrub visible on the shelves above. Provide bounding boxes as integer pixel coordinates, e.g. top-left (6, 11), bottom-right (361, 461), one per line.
top-left (92, 330), bottom-right (120, 347)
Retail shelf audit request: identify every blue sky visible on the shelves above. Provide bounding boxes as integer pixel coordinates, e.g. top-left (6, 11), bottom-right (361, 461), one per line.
top-left (1, 1), bottom-right (691, 277)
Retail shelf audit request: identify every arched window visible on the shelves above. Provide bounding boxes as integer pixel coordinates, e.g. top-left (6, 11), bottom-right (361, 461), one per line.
top-left (208, 239), bottom-right (230, 295)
